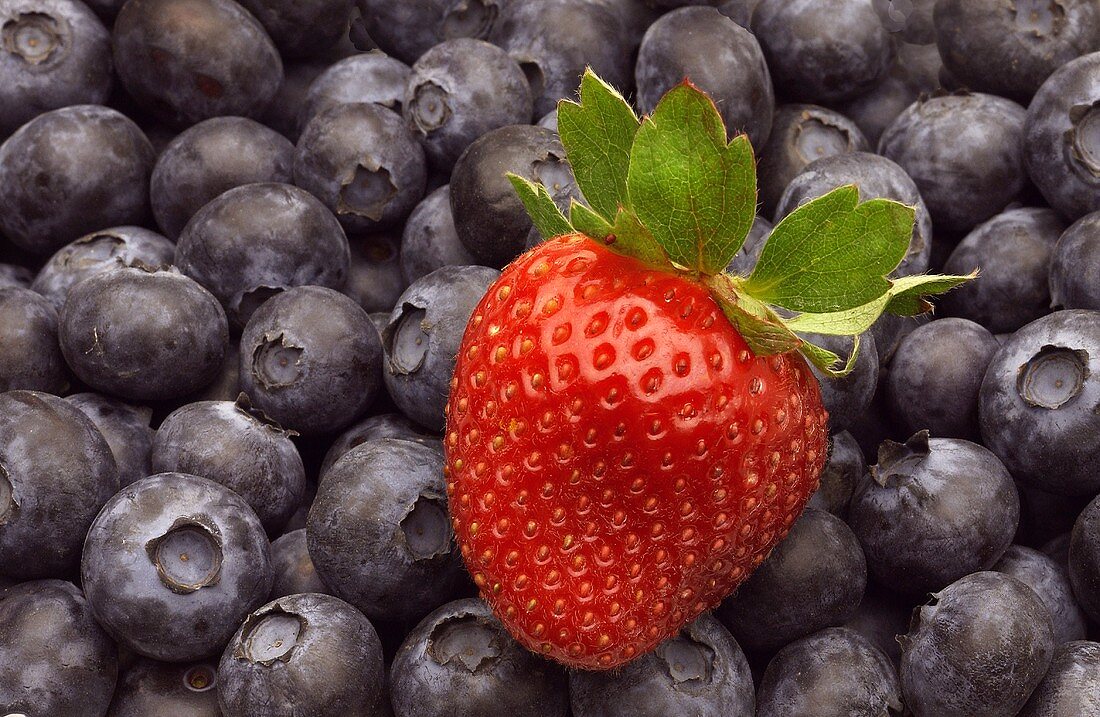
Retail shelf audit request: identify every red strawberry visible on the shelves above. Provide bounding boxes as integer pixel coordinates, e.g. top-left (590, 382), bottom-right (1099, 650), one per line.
top-left (444, 71), bottom-right (971, 670)
top-left (445, 233), bottom-right (829, 668)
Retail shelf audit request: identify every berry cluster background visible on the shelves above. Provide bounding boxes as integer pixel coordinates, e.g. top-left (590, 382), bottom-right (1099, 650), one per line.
top-left (1, 0), bottom-right (1099, 716)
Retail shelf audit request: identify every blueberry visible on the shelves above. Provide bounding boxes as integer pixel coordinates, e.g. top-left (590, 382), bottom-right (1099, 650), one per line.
top-left (1050, 211), bottom-right (1100, 310)
top-left (570, 614), bottom-right (755, 717)
top-left (756, 627), bottom-right (902, 717)
top-left (152, 396), bottom-right (306, 535)
top-left (806, 331), bottom-right (880, 434)
top-left (1043, 532), bottom-right (1073, 571)
top-left (67, 392), bottom-right (154, 489)
top-left (489, 0), bottom-right (633, 118)
top-left (150, 117), bottom-right (296, 240)
top-left (876, 0), bottom-right (935, 44)
top-left (259, 60), bottom-right (330, 142)
top-left (235, 0), bottom-right (353, 59)
top-left (886, 318), bottom-right (1000, 440)
top-left (450, 125), bottom-right (576, 267)
top-left (81, 472), bottom-right (273, 661)
top-left (269, 529), bottom-right (330, 600)
top-left (217, 592), bottom-right (385, 716)
top-left (112, 0), bottom-right (283, 127)
top-left (401, 185), bottom-right (479, 285)
top-left (59, 265), bottom-right (229, 401)
top-left (1016, 483), bottom-right (1091, 551)
top-left (807, 430), bottom-right (865, 519)
top-left (405, 39), bottom-right (532, 172)
top-left (756, 105), bottom-right (868, 217)
top-left (355, 0), bottom-right (505, 65)
top-left (879, 93), bottom-right (1028, 236)
top-left (297, 52), bottom-right (411, 135)
top-left (382, 265), bottom-right (499, 431)
top-left (979, 310), bottom-right (1100, 495)
top-left (0, 287), bottom-right (66, 393)
top-left (308, 438), bottom-right (462, 623)
top-left (175, 183), bottom-right (350, 328)
top-left (752, 0), bottom-right (895, 104)
top-left (842, 585), bottom-right (912, 667)
top-left (1019, 640), bottom-right (1100, 716)
top-left (0, 580), bottom-right (117, 717)
top-left (344, 233), bottom-right (408, 314)
top-left (0, 262), bottom-right (31, 289)
top-left (32, 226), bottom-right (176, 312)
top-left (0, 390), bottom-right (117, 580)
top-left (0, 105), bottom-right (154, 255)
top-left (320, 412), bottom-right (443, 481)
top-left (934, 0), bottom-right (1100, 103)
top-left (389, 598), bottom-right (569, 717)
top-left (107, 659), bottom-right (220, 717)
top-left (849, 432), bottom-right (1019, 596)
top-left (776, 152), bottom-right (932, 278)
top-left (239, 286), bottom-right (382, 436)
top-left (295, 102), bottom-right (427, 234)
top-left (994, 545), bottom-right (1088, 645)
top-left (591, 0), bottom-right (660, 41)
top-left (187, 340), bottom-right (242, 404)
top-left (716, 0), bottom-right (759, 27)
top-left (635, 7), bottom-right (774, 149)
top-left (838, 75), bottom-right (918, 150)
top-left (1070, 494), bottom-right (1100, 623)
top-left (0, 0), bottom-right (112, 138)
top-left (1024, 52), bottom-right (1100, 221)
top-left (900, 571), bottom-right (1055, 717)
top-left (940, 207), bottom-right (1067, 333)
top-left (717, 507), bottom-right (867, 653)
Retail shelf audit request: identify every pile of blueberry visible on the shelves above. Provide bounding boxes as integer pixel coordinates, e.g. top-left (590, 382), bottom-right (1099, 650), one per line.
top-left (1, 0), bottom-right (1100, 715)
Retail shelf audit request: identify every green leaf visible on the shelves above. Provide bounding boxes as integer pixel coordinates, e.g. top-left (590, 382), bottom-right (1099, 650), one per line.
top-left (507, 173), bottom-right (572, 240)
top-left (706, 275), bottom-right (803, 356)
top-left (570, 200), bottom-right (673, 269)
top-left (626, 82), bottom-right (756, 276)
top-left (885, 272), bottom-right (979, 315)
top-left (557, 69), bottom-right (639, 220)
top-left (784, 294), bottom-right (891, 336)
top-left (800, 334), bottom-right (862, 378)
top-left (743, 185), bottom-right (916, 313)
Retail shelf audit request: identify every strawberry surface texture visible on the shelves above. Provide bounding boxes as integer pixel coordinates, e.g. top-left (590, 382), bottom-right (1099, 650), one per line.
top-left (446, 233), bottom-right (829, 668)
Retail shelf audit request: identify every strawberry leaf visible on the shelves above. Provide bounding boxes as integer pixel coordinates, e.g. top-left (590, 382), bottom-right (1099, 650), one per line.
top-left (743, 185), bottom-right (915, 313)
top-left (570, 200), bottom-right (673, 269)
top-left (783, 294), bottom-right (892, 336)
top-left (626, 82), bottom-right (756, 276)
top-left (885, 272), bottom-right (979, 315)
top-left (507, 173), bottom-right (572, 240)
top-left (800, 334), bottom-right (862, 378)
top-left (557, 69), bottom-right (640, 220)
top-left (706, 275), bottom-right (803, 356)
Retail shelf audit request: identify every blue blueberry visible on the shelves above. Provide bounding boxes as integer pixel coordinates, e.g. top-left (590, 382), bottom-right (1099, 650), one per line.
top-left (175, 182), bottom-right (349, 328)
top-left (297, 52), bottom-right (410, 136)
top-left (879, 92), bottom-right (1028, 236)
top-left (235, 0), bottom-right (354, 59)
top-left (1019, 640), bottom-right (1100, 716)
top-left (1069, 494), bottom-right (1100, 623)
top-left (0, 287), bottom-right (66, 394)
top-left (67, 392), bottom-right (154, 489)
top-left (217, 592), bottom-right (384, 716)
top-left (848, 432), bottom-right (1019, 596)
top-left (107, 658), bottom-right (220, 717)
top-left (401, 185), bottom-right (479, 285)
top-left (381, 265), bottom-right (499, 431)
top-left (636, 7), bottom-right (775, 149)
top-left (0, 390), bottom-right (117, 580)
top-left (1050, 211), bottom-right (1100, 310)
top-left (941, 207), bottom-right (1066, 333)
top-left (807, 430), bottom-right (865, 519)
top-left (979, 310), bottom-right (1100, 495)
top-left (0, 0), bottom-right (112, 138)
top-left (152, 397), bottom-right (307, 535)
top-left (81, 472), bottom-right (273, 661)
top-left (389, 598), bottom-right (569, 717)
top-left (150, 117), bottom-right (295, 240)
top-left (1024, 52), bottom-right (1100, 221)
top-left (269, 529), bottom-right (330, 600)
top-left (307, 438), bottom-right (462, 623)
top-left (112, 0), bottom-right (283, 127)
top-left (806, 331), bottom-right (879, 434)
top-left (717, 507), bottom-right (867, 653)
top-left (842, 585), bottom-right (911, 667)
top-left (757, 627), bottom-right (902, 717)
top-left (0, 580), bottom-right (118, 717)
top-left (994, 544), bottom-right (1088, 645)
top-left (355, 0), bottom-right (505, 65)
top-left (570, 614), bottom-right (755, 717)
top-left (0, 262), bottom-right (31, 289)
top-left (900, 571), bottom-right (1054, 717)
top-left (32, 226), bottom-right (176, 313)
top-left (320, 412), bottom-right (442, 481)
top-left (59, 265), bottom-right (229, 401)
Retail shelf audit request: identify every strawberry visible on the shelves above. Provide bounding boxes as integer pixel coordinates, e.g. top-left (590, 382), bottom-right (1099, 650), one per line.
top-left (445, 71), bottom-right (974, 670)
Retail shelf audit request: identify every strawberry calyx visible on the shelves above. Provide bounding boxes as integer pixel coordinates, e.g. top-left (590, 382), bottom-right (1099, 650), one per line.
top-left (509, 69), bottom-right (976, 377)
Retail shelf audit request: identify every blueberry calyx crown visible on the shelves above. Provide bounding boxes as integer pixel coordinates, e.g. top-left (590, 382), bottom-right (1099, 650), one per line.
top-left (510, 69), bottom-right (976, 377)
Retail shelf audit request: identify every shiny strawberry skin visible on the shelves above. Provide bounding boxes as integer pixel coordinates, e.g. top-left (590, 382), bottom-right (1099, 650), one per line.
top-left (444, 234), bottom-right (829, 670)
